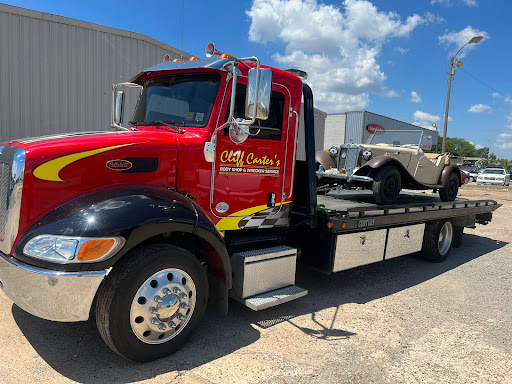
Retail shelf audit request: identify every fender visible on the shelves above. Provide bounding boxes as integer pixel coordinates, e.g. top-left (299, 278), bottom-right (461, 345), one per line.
top-left (358, 156), bottom-right (425, 188)
top-left (315, 150), bottom-right (336, 170)
top-left (440, 163), bottom-right (462, 187)
top-left (13, 186), bottom-right (232, 291)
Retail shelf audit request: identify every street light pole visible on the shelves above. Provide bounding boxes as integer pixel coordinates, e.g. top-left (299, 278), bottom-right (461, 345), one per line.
top-left (441, 35), bottom-right (483, 153)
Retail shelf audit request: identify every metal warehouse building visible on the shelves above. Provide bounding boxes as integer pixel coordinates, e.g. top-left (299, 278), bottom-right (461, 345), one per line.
top-left (324, 111), bottom-right (438, 149)
top-left (0, 4), bottom-right (190, 142)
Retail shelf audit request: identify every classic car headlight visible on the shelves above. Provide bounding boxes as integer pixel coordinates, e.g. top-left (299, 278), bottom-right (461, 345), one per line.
top-left (362, 148), bottom-right (373, 161)
top-left (329, 146), bottom-right (339, 157)
top-left (24, 235), bottom-right (124, 263)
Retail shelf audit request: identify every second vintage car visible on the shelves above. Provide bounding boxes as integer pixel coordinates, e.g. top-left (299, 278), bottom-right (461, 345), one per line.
top-left (316, 130), bottom-right (461, 204)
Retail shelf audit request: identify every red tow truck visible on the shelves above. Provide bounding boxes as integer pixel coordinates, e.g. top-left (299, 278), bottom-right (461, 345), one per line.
top-left (0, 43), bottom-right (501, 361)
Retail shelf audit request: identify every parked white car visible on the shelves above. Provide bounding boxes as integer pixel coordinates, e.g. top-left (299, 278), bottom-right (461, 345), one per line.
top-left (476, 169), bottom-right (510, 186)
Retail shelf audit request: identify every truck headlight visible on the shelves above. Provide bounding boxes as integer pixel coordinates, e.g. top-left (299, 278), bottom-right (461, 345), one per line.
top-left (24, 235), bottom-right (124, 263)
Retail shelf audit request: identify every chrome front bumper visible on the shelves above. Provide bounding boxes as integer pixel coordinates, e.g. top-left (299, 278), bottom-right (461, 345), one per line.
top-left (316, 167), bottom-right (373, 183)
top-left (0, 253), bottom-right (107, 322)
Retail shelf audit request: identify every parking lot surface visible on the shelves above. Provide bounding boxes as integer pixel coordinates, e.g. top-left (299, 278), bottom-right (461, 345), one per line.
top-left (0, 186), bottom-right (511, 384)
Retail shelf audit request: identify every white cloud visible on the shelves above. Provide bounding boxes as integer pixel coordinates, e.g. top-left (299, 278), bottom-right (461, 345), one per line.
top-left (468, 104), bottom-right (491, 113)
top-left (410, 91), bottom-right (422, 103)
top-left (491, 92), bottom-right (512, 104)
top-left (412, 110), bottom-right (441, 128)
top-left (438, 26), bottom-right (489, 58)
top-left (394, 47), bottom-right (409, 55)
top-left (462, 0), bottom-right (478, 6)
top-left (431, 0), bottom-right (477, 6)
top-left (495, 133), bottom-right (512, 150)
top-left (470, 141), bottom-right (484, 149)
top-left (247, 0), bottom-right (442, 112)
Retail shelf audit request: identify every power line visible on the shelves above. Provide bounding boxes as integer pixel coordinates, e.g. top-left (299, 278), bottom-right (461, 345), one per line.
top-left (458, 67), bottom-right (511, 100)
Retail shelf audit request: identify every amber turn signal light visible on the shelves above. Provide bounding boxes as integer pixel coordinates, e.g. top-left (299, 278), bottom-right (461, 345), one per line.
top-left (77, 239), bottom-right (117, 261)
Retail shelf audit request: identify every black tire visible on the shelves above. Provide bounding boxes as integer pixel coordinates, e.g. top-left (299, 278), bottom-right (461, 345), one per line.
top-left (439, 172), bottom-right (459, 201)
top-left (96, 244), bottom-right (208, 362)
top-left (452, 226), bottom-right (464, 248)
top-left (372, 166), bottom-right (402, 205)
top-left (421, 220), bottom-right (453, 262)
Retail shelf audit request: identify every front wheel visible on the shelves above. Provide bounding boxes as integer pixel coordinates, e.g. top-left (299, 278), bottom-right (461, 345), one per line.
top-left (440, 172), bottom-right (459, 201)
top-left (372, 166), bottom-right (402, 205)
top-left (96, 244), bottom-right (208, 362)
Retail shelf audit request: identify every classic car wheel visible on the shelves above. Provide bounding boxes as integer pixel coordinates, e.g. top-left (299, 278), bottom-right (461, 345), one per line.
top-left (464, 177), bottom-right (469, 184)
top-left (372, 166), bottom-right (402, 205)
top-left (439, 171), bottom-right (459, 201)
top-left (95, 244), bottom-right (208, 362)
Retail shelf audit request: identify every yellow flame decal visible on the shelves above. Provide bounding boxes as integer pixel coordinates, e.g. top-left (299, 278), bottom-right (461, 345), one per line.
top-left (215, 202), bottom-right (290, 231)
top-left (33, 143), bottom-right (138, 182)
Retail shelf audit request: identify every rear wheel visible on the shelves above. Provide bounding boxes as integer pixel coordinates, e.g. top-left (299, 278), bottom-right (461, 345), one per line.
top-left (96, 244), bottom-right (208, 362)
top-left (372, 166), bottom-right (402, 205)
top-left (421, 220), bottom-right (453, 262)
top-left (440, 172), bottom-right (459, 201)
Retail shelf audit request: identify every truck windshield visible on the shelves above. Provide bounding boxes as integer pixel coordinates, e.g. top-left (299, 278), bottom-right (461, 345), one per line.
top-left (132, 73), bottom-right (220, 128)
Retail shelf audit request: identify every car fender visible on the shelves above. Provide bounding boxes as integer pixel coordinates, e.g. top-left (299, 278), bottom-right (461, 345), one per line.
top-left (440, 163), bottom-right (462, 187)
top-left (13, 186), bottom-right (232, 291)
top-left (315, 150), bottom-right (336, 170)
top-left (357, 156), bottom-right (424, 188)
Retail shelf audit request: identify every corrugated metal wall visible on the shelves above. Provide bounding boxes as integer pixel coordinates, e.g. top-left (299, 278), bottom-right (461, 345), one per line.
top-left (361, 111), bottom-right (438, 144)
top-left (296, 104), bottom-right (326, 161)
top-left (0, 4), bottom-right (190, 142)
top-left (345, 111), bottom-right (365, 144)
top-left (324, 113), bottom-right (346, 149)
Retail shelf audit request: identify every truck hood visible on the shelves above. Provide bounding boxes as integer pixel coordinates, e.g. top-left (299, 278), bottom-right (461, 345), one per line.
top-left (6, 130), bottom-right (180, 241)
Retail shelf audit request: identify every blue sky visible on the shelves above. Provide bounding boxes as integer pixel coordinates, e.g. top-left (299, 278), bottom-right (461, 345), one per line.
top-left (5, 0), bottom-right (512, 158)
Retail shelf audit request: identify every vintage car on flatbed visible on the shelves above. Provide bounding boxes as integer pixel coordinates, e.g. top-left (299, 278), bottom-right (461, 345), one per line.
top-left (316, 130), bottom-right (461, 204)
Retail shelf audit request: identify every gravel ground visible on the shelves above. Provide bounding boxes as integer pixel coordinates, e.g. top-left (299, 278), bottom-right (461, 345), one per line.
top-left (0, 186), bottom-right (511, 384)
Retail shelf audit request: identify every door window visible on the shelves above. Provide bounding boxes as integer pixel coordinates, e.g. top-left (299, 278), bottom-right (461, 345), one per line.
top-left (224, 84), bottom-right (285, 140)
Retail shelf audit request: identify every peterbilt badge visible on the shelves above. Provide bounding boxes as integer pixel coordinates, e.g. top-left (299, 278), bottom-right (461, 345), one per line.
top-left (106, 159), bottom-right (133, 171)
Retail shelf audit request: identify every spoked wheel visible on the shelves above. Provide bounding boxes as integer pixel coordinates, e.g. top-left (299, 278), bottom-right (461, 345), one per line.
top-left (440, 171), bottom-right (459, 201)
top-left (372, 166), bottom-right (402, 205)
top-left (422, 220), bottom-right (453, 262)
top-left (96, 244), bottom-right (208, 362)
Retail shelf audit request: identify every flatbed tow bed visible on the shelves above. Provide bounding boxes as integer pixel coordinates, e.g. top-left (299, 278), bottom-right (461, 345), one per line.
top-left (317, 191), bottom-right (500, 231)
top-left (296, 191), bottom-right (500, 276)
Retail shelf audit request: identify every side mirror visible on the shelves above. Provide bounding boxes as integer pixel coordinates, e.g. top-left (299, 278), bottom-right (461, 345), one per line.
top-left (245, 68), bottom-right (272, 121)
top-left (114, 91), bottom-right (125, 125)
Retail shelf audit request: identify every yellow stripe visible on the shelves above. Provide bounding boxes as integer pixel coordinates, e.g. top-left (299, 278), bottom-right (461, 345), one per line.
top-left (33, 143), bottom-right (137, 182)
top-left (215, 202), bottom-right (291, 231)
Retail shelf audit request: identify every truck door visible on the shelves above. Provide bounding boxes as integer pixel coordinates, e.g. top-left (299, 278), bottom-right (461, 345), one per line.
top-left (212, 82), bottom-right (295, 230)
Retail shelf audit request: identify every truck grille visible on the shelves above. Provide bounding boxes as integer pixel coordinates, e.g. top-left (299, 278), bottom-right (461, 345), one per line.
top-left (0, 162), bottom-right (10, 236)
top-left (0, 146), bottom-right (25, 254)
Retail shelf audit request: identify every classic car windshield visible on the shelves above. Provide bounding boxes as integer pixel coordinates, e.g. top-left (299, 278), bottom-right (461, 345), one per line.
top-left (132, 73), bottom-right (221, 128)
top-left (367, 130), bottom-right (433, 150)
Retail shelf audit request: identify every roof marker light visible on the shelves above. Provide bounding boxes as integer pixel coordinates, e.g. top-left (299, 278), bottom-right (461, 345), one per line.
top-left (172, 59), bottom-right (182, 62)
top-left (189, 56), bottom-right (201, 61)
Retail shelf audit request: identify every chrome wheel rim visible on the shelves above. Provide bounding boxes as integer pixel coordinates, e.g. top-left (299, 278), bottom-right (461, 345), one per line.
top-left (130, 268), bottom-right (196, 344)
top-left (438, 221), bottom-right (453, 256)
